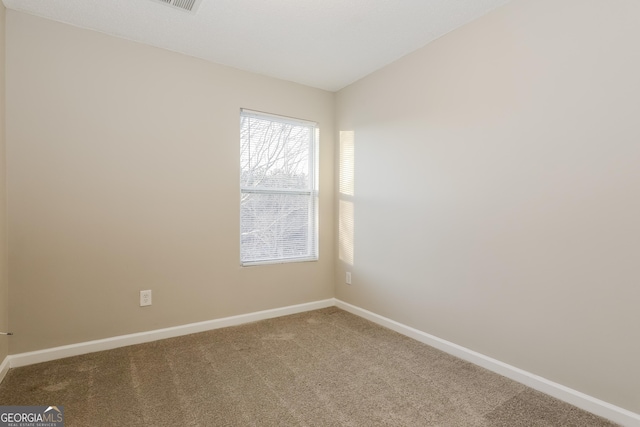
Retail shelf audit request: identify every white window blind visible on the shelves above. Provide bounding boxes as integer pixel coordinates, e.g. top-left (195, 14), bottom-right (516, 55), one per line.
top-left (240, 109), bottom-right (318, 266)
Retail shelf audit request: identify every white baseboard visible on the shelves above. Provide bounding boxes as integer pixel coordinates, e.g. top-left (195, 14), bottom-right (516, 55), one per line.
top-left (334, 299), bottom-right (640, 427)
top-left (0, 355), bottom-right (9, 383)
top-left (7, 298), bottom-right (334, 369)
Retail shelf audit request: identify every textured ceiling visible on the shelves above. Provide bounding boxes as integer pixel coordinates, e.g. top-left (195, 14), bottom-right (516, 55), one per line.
top-left (3, 0), bottom-right (510, 91)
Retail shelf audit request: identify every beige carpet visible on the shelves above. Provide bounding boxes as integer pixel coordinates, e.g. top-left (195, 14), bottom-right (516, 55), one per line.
top-left (0, 307), bottom-right (619, 426)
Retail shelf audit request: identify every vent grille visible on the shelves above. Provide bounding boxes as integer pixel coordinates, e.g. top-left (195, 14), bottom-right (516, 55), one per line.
top-left (150, 0), bottom-right (201, 13)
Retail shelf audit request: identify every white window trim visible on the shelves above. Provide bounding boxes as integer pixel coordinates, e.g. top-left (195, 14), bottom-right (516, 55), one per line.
top-left (240, 109), bottom-right (319, 267)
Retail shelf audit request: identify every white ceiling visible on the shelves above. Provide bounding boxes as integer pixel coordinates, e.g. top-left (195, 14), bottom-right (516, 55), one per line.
top-left (3, 0), bottom-right (510, 91)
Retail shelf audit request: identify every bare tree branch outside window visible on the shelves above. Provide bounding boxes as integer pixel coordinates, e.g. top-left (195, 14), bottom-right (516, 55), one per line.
top-left (240, 111), bottom-right (318, 265)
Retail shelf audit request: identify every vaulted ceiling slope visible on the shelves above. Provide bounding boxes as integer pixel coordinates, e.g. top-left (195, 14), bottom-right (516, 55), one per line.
top-left (3, 0), bottom-right (510, 91)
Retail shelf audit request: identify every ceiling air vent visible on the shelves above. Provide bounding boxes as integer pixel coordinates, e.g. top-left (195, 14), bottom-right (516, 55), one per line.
top-left (150, 0), bottom-right (202, 13)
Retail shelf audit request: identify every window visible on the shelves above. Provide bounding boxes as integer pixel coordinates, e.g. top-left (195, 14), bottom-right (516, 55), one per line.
top-left (240, 109), bottom-right (318, 266)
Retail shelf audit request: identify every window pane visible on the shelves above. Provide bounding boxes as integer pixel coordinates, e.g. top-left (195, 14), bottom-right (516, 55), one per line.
top-left (240, 109), bottom-right (318, 265)
top-left (241, 115), bottom-right (312, 190)
top-left (240, 192), bottom-right (315, 263)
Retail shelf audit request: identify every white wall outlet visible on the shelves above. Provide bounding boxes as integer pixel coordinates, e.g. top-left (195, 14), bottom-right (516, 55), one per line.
top-left (140, 290), bottom-right (152, 307)
top-left (346, 272), bottom-right (352, 285)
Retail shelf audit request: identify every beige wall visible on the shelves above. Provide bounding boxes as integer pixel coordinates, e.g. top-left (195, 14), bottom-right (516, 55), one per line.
top-left (336, 0), bottom-right (640, 414)
top-left (0, 4), bottom-right (8, 362)
top-left (6, 11), bottom-right (335, 354)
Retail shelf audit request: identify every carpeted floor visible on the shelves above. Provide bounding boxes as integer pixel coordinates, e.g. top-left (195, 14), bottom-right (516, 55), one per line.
top-left (0, 307), bottom-right (619, 426)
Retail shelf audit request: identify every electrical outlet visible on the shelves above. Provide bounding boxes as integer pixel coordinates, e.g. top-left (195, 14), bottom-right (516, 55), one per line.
top-left (140, 290), bottom-right (152, 307)
top-left (346, 272), bottom-right (352, 285)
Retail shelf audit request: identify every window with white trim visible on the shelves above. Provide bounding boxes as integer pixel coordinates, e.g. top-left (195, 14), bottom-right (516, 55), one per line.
top-left (240, 109), bottom-right (318, 266)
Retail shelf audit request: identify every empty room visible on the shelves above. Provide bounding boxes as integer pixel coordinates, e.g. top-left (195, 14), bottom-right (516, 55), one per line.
top-left (0, 0), bottom-right (638, 426)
